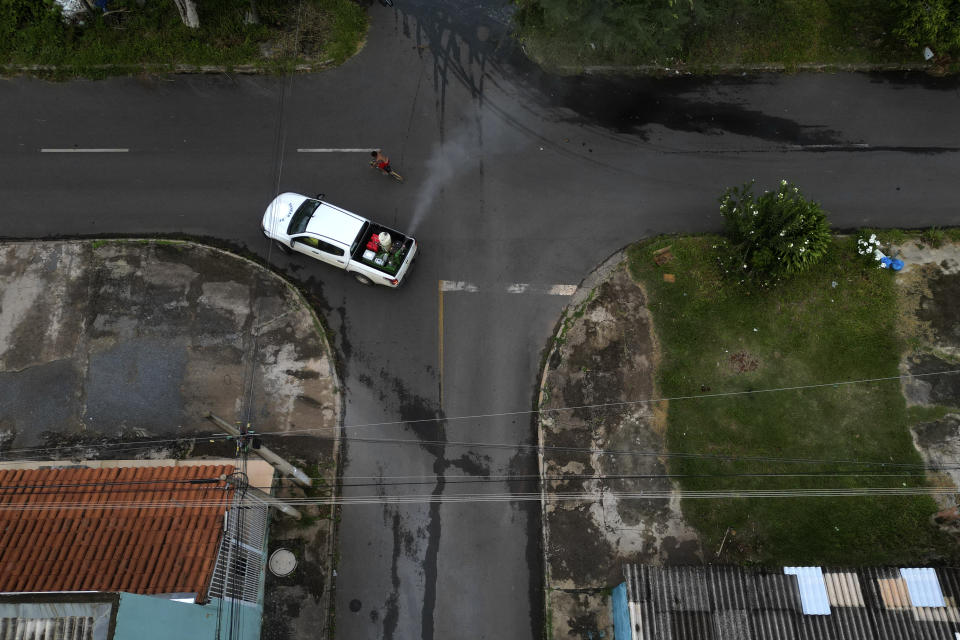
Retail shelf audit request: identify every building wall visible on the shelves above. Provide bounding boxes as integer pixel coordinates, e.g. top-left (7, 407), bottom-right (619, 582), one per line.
top-left (113, 592), bottom-right (261, 640)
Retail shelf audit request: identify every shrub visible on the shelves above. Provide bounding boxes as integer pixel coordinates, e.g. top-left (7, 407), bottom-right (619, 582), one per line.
top-left (717, 180), bottom-right (832, 288)
top-left (892, 0), bottom-right (960, 55)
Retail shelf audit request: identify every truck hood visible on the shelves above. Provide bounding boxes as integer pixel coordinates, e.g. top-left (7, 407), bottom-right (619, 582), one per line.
top-left (262, 192), bottom-right (310, 237)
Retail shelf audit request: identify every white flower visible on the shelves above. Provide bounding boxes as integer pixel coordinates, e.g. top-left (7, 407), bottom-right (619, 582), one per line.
top-left (780, 179), bottom-right (787, 186)
top-left (743, 264), bottom-right (748, 269)
top-left (780, 231), bottom-right (786, 236)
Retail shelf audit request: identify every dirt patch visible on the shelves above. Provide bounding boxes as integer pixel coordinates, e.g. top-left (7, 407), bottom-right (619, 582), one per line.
top-left (727, 350), bottom-right (760, 374)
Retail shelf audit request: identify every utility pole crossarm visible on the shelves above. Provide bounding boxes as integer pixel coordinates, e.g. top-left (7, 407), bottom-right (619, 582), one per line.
top-left (206, 413), bottom-right (313, 488)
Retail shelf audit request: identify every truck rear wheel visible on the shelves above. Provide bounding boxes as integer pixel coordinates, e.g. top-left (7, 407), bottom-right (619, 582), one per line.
top-left (353, 273), bottom-right (373, 286)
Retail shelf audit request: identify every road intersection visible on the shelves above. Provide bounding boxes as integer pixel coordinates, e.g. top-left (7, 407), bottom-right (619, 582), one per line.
top-left (2, 1), bottom-right (959, 638)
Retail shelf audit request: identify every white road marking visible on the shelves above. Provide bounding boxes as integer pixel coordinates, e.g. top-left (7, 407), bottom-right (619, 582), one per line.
top-left (297, 148), bottom-right (376, 153)
top-left (440, 280), bottom-right (577, 295)
top-left (41, 148), bottom-right (129, 153)
top-left (439, 280), bottom-right (480, 293)
top-left (790, 143), bottom-right (871, 150)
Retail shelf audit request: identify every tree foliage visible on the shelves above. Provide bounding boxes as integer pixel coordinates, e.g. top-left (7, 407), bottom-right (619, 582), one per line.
top-left (716, 180), bottom-right (832, 288)
top-left (515, 0), bottom-right (710, 62)
top-left (0, 0), bottom-right (66, 54)
top-left (891, 0), bottom-right (960, 54)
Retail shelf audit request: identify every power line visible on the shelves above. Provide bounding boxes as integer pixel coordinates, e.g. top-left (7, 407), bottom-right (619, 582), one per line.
top-left (0, 469), bottom-right (935, 498)
top-left (0, 485), bottom-right (953, 511)
top-left (336, 435), bottom-right (954, 471)
top-left (3, 430), bottom-right (956, 475)
top-left (1, 367), bottom-right (956, 460)
top-left (276, 367), bottom-right (960, 436)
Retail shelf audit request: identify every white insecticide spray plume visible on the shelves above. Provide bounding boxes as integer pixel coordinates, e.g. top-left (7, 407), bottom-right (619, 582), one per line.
top-left (405, 112), bottom-right (518, 236)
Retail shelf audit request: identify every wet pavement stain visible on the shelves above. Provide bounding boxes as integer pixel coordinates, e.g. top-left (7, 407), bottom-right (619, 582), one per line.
top-left (381, 512), bottom-right (402, 640)
top-left (918, 271), bottom-right (960, 350)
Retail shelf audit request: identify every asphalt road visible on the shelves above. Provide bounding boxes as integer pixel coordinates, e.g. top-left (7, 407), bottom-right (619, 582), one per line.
top-left (2, 0), bottom-right (960, 638)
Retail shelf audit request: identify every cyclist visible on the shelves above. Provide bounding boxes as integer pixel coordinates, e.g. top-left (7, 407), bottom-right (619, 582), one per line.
top-left (370, 150), bottom-right (393, 175)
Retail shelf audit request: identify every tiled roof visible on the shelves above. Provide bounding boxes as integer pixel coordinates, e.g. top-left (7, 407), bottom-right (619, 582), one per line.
top-left (0, 465), bottom-right (235, 598)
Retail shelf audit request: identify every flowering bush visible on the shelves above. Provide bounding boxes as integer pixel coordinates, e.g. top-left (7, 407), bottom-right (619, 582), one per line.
top-left (857, 234), bottom-right (884, 266)
top-left (716, 180), bottom-right (832, 288)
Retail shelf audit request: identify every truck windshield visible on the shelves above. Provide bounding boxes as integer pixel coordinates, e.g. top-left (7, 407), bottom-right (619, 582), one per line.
top-left (287, 199), bottom-right (321, 235)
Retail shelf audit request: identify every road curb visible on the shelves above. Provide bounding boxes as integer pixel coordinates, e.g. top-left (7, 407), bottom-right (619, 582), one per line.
top-left (0, 62), bottom-right (335, 77)
top-left (535, 245), bottom-right (628, 638)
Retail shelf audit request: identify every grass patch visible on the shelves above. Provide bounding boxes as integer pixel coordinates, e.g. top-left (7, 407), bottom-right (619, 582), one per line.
top-left (906, 404), bottom-right (959, 424)
top-left (515, 0), bottom-right (917, 70)
top-left (628, 234), bottom-right (959, 565)
top-left (2, 0), bottom-right (366, 77)
top-left (686, 0), bottom-right (901, 67)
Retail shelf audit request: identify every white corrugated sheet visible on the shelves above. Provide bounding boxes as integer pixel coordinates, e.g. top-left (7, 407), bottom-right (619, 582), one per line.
top-left (784, 567), bottom-right (831, 615)
top-left (900, 567), bottom-right (945, 607)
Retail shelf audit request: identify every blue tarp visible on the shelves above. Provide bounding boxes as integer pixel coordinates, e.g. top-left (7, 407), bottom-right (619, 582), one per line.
top-left (612, 582), bottom-right (631, 640)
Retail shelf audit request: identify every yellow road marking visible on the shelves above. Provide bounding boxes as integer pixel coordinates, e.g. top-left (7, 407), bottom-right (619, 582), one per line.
top-left (438, 280), bottom-right (444, 407)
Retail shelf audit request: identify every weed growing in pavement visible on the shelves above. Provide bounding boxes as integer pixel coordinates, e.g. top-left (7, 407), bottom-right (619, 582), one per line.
top-left (921, 227), bottom-right (946, 249)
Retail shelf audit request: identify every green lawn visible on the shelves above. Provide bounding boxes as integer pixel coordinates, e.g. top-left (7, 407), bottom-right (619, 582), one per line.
top-left (628, 235), bottom-right (959, 566)
top-left (515, 0), bottom-right (919, 70)
top-left (1, 0), bottom-right (366, 77)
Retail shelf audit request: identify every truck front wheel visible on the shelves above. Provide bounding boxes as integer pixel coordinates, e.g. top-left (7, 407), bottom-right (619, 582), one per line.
top-left (353, 273), bottom-right (373, 286)
top-left (274, 240), bottom-right (292, 254)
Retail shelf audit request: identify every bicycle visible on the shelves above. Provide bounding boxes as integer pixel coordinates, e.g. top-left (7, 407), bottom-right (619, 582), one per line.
top-left (370, 159), bottom-right (404, 183)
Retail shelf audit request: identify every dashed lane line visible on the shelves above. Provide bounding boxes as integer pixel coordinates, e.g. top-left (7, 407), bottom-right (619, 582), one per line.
top-left (41, 148), bottom-right (129, 153)
top-left (439, 280), bottom-right (577, 295)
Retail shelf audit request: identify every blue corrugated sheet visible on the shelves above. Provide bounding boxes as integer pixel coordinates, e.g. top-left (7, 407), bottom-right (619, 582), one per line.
top-left (612, 582), bottom-right (631, 640)
top-left (784, 567), bottom-right (831, 615)
top-left (901, 568), bottom-right (945, 607)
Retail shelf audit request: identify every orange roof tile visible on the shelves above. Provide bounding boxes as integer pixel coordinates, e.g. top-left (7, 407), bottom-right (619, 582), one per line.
top-left (0, 464), bottom-right (234, 597)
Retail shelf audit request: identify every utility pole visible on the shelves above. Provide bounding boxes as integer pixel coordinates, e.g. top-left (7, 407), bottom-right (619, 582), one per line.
top-left (206, 413), bottom-right (312, 488)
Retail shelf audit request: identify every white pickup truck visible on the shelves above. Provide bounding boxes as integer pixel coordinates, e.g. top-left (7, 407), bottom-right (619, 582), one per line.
top-left (262, 192), bottom-right (418, 287)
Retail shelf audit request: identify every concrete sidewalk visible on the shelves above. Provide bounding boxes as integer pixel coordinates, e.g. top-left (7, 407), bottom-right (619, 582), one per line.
top-left (0, 239), bottom-right (341, 639)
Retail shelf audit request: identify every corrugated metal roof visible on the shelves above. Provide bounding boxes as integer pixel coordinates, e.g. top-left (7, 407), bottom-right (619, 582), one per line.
top-left (784, 567), bottom-right (831, 615)
top-left (824, 571), bottom-right (864, 607)
top-left (0, 616), bottom-right (94, 640)
top-left (622, 565), bottom-right (960, 640)
top-left (901, 568), bottom-right (946, 607)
